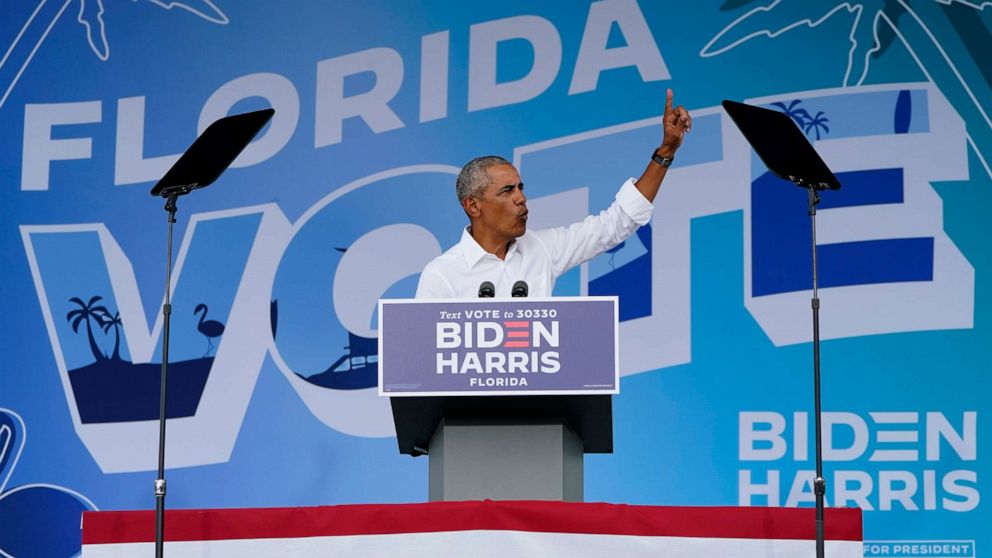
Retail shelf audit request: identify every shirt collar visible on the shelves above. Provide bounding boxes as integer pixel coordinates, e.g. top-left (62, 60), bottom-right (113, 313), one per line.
top-left (459, 227), bottom-right (521, 267)
top-left (459, 227), bottom-right (487, 267)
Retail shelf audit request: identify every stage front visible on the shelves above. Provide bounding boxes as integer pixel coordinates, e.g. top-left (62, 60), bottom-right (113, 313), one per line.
top-left (82, 500), bottom-right (862, 557)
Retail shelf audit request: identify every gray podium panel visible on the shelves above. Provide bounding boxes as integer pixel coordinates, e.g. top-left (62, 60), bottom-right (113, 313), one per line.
top-left (390, 395), bottom-right (613, 455)
top-left (428, 419), bottom-right (583, 502)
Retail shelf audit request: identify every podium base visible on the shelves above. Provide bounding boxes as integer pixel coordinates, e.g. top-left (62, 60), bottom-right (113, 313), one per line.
top-left (428, 419), bottom-right (583, 502)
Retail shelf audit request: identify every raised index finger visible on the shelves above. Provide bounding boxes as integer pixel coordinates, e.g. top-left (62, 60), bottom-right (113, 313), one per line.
top-left (665, 88), bottom-right (673, 114)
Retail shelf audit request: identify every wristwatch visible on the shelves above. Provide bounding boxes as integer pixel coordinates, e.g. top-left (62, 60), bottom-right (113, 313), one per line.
top-left (651, 149), bottom-right (674, 168)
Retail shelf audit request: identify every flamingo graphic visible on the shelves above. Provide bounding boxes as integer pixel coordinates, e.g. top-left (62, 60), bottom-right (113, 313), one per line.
top-left (194, 303), bottom-right (225, 358)
top-left (0, 408), bottom-right (98, 558)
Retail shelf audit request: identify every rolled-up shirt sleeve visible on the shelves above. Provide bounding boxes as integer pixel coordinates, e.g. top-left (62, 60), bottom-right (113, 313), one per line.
top-left (535, 178), bottom-right (654, 277)
top-left (615, 177), bottom-right (654, 225)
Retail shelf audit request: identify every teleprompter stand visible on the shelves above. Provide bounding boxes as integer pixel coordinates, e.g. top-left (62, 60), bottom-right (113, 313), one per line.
top-left (723, 100), bottom-right (841, 558)
top-left (148, 108), bottom-right (273, 558)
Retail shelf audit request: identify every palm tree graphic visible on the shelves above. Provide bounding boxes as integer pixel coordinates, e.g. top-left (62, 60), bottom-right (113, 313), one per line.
top-left (771, 99), bottom-right (831, 140)
top-left (66, 296), bottom-right (109, 362)
top-left (700, 0), bottom-right (992, 178)
top-left (1, 0), bottom-right (229, 112)
top-left (805, 111), bottom-right (831, 139)
top-left (771, 100), bottom-right (812, 128)
top-left (99, 310), bottom-right (123, 361)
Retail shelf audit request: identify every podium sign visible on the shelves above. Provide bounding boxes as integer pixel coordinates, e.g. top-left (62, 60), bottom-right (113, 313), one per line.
top-left (378, 297), bottom-right (618, 397)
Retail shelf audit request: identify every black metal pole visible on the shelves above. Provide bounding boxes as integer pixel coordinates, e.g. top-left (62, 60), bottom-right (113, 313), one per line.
top-left (154, 193), bottom-right (178, 558)
top-left (808, 186), bottom-right (825, 558)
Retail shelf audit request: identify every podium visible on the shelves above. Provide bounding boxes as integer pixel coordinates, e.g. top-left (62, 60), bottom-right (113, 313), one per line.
top-left (379, 297), bottom-right (618, 502)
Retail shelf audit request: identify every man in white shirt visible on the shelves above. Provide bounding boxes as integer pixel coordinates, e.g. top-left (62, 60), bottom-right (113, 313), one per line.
top-left (416, 89), bottom-right (691, 299)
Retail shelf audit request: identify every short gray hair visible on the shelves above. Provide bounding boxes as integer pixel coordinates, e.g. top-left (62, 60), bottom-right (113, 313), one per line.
top-left (456, 155), bottom-right (511, 202)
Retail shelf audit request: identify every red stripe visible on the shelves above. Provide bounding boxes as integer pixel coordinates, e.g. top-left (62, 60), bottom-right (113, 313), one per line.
top-left (82, 502), bottom-right (862, 544)
top-left (503, 321), bottom-right (528, 328)
top-left (503, 341), bottom-right (529, 348)
top-left (506, 331), bottom-right (529, 338)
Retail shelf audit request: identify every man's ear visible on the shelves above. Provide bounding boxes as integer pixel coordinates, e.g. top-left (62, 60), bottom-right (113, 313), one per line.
top-left (462, 196), bottom-right (480, 217)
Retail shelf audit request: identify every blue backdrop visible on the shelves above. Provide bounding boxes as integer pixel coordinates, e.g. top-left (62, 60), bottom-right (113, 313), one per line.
top-left (1, 1), bottom-right (989, 556)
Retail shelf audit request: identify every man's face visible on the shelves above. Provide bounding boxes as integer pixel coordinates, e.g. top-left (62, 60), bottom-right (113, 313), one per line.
top-left (470, 164), bottom-right (528, 242)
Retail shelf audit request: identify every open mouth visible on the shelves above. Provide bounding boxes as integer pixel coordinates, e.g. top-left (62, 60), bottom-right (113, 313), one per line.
top-left (518, 210), bottom-right (528, 221)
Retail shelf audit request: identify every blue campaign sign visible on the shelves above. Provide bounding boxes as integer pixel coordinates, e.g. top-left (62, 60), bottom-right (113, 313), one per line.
top-left (1, 1), bottom-right (990, 556)
top-left (379, 297), bottom-right (618, 396)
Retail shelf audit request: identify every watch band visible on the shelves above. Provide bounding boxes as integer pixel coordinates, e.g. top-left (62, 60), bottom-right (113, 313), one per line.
top-left (651, 150), bottom-right (674, 168)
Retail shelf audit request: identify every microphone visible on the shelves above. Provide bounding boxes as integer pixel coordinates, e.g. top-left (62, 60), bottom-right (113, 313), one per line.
top-left (511, 280), bottom-right (528, 298)
top-left (478, 281), bottom-right (495, 298)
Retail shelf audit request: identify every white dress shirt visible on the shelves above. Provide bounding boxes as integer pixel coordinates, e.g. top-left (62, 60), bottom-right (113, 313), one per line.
top-left (415, 178), bottom-right (653, 298)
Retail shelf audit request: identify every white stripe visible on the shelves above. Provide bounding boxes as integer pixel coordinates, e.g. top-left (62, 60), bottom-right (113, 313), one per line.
top-left (0, 0), bottom-right (48, 71)
top-left (0, 0), bottom-right (73, 111)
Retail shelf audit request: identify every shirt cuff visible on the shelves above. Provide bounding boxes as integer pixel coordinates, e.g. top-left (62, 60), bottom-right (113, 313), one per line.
top-left (616, 177), bottom-right (654, 225)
